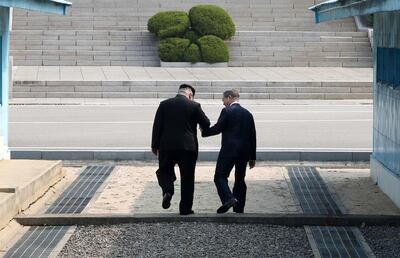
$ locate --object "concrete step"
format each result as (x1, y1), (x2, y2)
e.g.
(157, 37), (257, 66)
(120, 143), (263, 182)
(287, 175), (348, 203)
(12, 0), (356, 32)
(12, 80), (372, 99)
(10, 30), (372, 67)
(10, 0), (367, 67)
(0, 160), (63, 230)
(12, 21), (357, 32)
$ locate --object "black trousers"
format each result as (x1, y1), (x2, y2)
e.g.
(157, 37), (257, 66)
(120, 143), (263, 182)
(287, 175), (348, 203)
(156, 150), (197, 213)
(214, 157), (247, 212)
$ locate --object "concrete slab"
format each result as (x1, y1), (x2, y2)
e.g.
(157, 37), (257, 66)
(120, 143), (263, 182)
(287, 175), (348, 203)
(12, 67), (373, 99)
(0, 194), (17, 231)
(10, 150), (372, 162)
(14, 213), (400, 227)
(13, 67), (373, 83)
(31, 164), (391, 218)
(86, 166), (297, 214)
(318, 168), (400, 215)
(0, 160), (64, 230)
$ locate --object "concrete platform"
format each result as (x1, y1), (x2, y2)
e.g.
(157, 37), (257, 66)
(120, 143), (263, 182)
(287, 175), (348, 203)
(9, 149), (372, 162)
(14, 213), (400, 227)
(0, 194), (17, 231)
(80, 165), (400, 215)
(12, 66), (372, 99)
(0, 160), (64, 230)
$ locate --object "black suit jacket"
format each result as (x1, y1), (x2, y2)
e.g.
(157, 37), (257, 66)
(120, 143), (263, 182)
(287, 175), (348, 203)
(202, 103), (256, 160)
(151, 95), (210, 152)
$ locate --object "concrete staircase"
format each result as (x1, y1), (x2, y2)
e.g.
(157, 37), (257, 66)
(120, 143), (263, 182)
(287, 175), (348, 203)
(12, 0), (355, 32)
(12, 66), (372, 99)
(10, 0), (373, 99)
(13, 80), (372, 100)
(11, 30), (372, 67)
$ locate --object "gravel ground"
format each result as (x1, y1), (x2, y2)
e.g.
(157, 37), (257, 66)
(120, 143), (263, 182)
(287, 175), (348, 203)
(361, 226), (400, 258)
(58, 223), (313, 258)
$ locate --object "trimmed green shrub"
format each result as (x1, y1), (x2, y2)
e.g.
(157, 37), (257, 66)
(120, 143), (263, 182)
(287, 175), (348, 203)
(184, 30), (200, 44)
(184, 44), (202, 63)
(198, 35), (229, 63)
(189, 5), (236, 40)
(158, 38), (191, 62)
(147, 11), (190, 39)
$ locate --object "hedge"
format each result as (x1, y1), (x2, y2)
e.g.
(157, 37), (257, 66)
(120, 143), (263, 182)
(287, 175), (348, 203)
(189, 5), (235, 40)
(147, 11), (190, 39)
(198, 35), (229, 63)
(184, 44), (202, 63)
(158, 38), (191, 62)
(184, 30), (200, 44)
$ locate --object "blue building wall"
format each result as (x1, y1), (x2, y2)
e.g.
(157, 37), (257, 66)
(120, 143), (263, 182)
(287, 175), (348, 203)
(0, 6), (9, 156)
(373, 11), (400, 179)
(0, 1), (70, 159)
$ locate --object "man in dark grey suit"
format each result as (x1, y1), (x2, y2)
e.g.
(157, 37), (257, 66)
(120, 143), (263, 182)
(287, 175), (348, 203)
(202, 89), (256, 213)
(151, 84), (210, 215)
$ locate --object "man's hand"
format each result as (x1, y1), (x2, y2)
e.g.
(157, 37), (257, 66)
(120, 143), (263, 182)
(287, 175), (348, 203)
(152, 148), (159, 156)
(249, 160), (256, 169)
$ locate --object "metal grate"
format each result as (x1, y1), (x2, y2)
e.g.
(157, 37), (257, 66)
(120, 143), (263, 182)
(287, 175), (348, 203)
(310, 226), (369, 258)
(288, 166), (341, 215)
(287, 166), (371, 258)
(4, 166), (114, 258)
(47, 166), (114, 214)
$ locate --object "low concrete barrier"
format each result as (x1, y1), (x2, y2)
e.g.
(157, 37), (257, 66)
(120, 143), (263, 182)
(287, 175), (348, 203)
(15, 213), (400, 227)
(0, 160), (63, 230)
(11, 149), (371, 162)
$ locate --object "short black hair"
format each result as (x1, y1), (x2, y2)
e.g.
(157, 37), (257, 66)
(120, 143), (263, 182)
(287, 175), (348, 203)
(223, 89), (240, 98)
(179, 84), (196, 96)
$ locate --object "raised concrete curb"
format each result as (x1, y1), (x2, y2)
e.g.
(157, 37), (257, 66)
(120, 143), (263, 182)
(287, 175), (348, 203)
(371, 156), (400, 208)
(0, 160), (64, 230)
(15, 213), (400, 227)
(0, 194), (18, 230)
(10, 149), (372, 161)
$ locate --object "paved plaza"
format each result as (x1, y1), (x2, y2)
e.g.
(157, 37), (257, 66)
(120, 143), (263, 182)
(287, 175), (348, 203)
(65, 164), (398, 216)
(13, 66), (372, 82)
(12, 66), (372, 99)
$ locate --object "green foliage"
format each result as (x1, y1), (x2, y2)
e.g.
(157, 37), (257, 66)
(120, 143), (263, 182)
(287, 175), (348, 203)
(198, 35), (229, 63)
(149, 5), (235, 63)
(184, 30), (200, 44)
(147, 11), (190, 39)
(184, 44), (202, 63)
(158, 38), (191, 62)
(189, 5), (236, 40)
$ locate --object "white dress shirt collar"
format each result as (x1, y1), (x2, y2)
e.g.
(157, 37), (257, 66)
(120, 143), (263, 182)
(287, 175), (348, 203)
(230, 101), (240, 106)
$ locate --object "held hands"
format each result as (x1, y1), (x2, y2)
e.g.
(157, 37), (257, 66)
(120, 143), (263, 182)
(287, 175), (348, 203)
(249, 160), (256, 169)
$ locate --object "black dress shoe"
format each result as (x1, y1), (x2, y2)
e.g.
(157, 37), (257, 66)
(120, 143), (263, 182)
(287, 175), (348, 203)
(180, 210), (194, 215)
(233, 209), (244, 213)
(217, 198), (238, 214)
(162, 193), (172, 209)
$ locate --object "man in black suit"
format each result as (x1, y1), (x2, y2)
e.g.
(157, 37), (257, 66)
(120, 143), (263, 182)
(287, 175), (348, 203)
(151, 84), (210, 215)
(202, 89), (256, 213)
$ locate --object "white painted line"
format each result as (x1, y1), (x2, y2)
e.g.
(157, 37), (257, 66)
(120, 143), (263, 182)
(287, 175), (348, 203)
(10, 147), (372, 151)
(9, 119), (373, 124)
(9, 104), (373, 108)
(251, 111), (372, 114)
